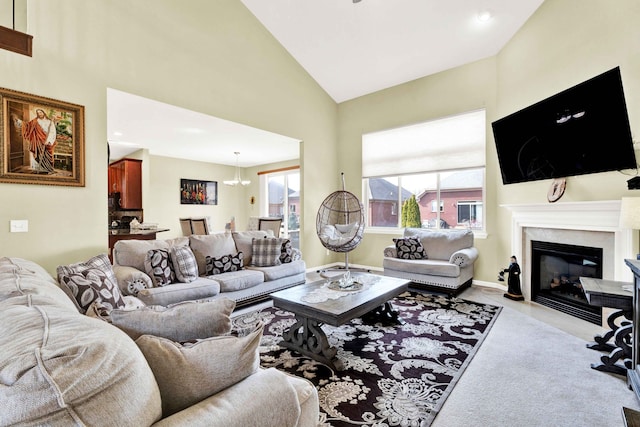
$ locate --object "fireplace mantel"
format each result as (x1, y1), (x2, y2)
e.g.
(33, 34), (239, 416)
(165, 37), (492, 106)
(502, 200), (635, 297)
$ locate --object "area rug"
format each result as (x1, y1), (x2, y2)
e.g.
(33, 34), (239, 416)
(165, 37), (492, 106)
(232, 291), (502, 426)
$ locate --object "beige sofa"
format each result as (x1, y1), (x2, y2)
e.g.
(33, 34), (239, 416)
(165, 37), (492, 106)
(383, 228), (479, 295)
(0, 257), (319, 426)
(112, 230), (306, 307)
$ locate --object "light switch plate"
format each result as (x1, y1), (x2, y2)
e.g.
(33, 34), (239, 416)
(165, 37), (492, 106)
(10, 220), (28, 233)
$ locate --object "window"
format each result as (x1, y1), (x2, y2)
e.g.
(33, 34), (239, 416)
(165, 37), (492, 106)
(362, 110), (485, 231)
(262, 168), (300, 248)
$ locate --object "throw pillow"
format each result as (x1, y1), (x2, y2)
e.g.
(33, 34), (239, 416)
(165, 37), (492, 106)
(280, 239), (293, 264)
(170, 246), (198, 283)
(58, 268), (126, 314)
(251, 237), (285, 267)
(206, 252), (244, 275)
(135, 322), (263, 417)
(393, 237), (428, 260)
(110, 298), (236, 341)
(56, 254), (125, 314)
(144, 249), (175, 286)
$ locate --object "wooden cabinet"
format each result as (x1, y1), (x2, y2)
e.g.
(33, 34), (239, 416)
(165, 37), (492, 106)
(108, 159), (142, 209)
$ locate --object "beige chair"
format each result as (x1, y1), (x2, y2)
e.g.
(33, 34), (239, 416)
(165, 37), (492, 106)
(179, 218), (193, 236)
(258, 217), (282, 237)
(190, 217), (210, 235)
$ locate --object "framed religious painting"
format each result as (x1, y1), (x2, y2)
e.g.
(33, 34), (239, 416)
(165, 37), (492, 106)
(0, 87), (85, 186)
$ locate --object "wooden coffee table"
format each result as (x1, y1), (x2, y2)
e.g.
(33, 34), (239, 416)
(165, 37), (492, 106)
(270, 274), (410, 370)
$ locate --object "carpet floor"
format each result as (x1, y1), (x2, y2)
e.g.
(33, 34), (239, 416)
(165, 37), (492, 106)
(232, 291), (501, 426)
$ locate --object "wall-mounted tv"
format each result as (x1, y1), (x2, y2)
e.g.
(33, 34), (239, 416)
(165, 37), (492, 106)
(492, 67), (636, 185)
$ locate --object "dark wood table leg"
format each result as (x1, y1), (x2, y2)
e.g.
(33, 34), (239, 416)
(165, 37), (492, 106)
(279, 315), (343, 371)
(591, 318), (633, 376)
(363, 301), (405, 325)
(587, 309), (630, 352)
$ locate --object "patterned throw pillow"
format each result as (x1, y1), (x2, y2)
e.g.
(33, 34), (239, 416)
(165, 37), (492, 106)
(393, 237), (428, 260)
(251, 237), (285, 267)
(58, 267), (126, 314)
(56, 254), (125, 314)
(170, 246), (199, 283)
(206, 252), (244, 275)
(279, 239), (293, 264)
(144, 249), (175, 286)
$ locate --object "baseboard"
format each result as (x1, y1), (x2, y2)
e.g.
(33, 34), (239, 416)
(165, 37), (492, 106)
(472, 279), (505, 291)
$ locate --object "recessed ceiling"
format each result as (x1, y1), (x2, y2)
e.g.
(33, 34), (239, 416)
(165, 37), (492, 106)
(107, 89), (300, 167)
(241, 0), (545, 102)
(108, 1), (545, 165)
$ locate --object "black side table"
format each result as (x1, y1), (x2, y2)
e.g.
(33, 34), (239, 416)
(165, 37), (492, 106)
(580, 277), (633, 376)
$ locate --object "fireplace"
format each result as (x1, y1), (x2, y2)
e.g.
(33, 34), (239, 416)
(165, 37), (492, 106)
(530, 240), (602, 325)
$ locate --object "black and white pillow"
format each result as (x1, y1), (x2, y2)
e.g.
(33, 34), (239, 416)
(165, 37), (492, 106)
(58, 267), (126, 314)
(393, 237), (428, 260)
(279, 239), (293, 264)
(144, 249), (175, 286)
(205, 252), (244, 275)
(251, 238), (284, 267)
(171, 246), (199, 283)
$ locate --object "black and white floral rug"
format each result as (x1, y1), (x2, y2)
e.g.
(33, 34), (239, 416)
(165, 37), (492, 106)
(232, 291), (501, 427)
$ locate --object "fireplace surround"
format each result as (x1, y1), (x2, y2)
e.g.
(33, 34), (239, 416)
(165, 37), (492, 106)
(502, 201), (635, 306)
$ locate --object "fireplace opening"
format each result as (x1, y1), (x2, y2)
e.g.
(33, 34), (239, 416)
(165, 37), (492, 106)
(531, 240), (602, 325)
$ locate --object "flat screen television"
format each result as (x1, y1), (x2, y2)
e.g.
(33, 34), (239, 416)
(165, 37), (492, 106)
(492, 67), (636, 185)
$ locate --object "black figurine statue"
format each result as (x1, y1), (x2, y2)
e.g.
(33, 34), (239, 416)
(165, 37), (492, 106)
(499, 255), (524, 301)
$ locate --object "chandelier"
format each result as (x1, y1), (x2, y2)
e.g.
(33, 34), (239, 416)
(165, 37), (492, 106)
(223, 152), (251, 186)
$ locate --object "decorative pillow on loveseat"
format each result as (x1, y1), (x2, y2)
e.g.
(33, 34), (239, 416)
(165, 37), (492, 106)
(280, 239), (293, 264)
(110, 297), (236, 341)
(251, 237), (287, 267)
(393, 237), (428, 260)
(135, 322), (263, 416)
(206, 252), (244, 275)
(57, 254), (125, 314)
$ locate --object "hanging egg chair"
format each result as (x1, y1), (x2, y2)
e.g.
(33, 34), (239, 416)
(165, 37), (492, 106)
(316, 173), (365, 270)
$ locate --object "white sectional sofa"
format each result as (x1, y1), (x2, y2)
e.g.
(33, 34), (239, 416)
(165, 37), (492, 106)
(112, 230), (306, 307)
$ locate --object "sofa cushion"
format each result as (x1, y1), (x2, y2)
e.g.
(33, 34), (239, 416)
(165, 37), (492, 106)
(384, 257), (461, 277)
(190, 232), (238, 275)
(144, 249), (175, 286)
(232, 230), (270, 267)
(252, 237), (285, 267)
(114, 237), (189, 271)
(56, 254), (125, 314)
(247, 259), (306, 282)
(393, 237), (428, 260)
(0, 258), (162, 426)
(404, 228), (474, 260)
(135, 322), (263, 416)
(135, 278), (221, 307)
(170, 246), (199, 283)
(207, 269), (264, 292)
(206, 252), (244, 275)
(110, 298), (235, 341)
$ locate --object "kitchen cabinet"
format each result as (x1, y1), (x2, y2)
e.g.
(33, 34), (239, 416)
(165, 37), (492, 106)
(108, 159), (142, 209)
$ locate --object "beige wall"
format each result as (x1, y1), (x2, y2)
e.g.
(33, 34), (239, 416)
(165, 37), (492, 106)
(0, 0), (337, 273)
(340, 0), (640, 283)
(2, 0), (638, 282)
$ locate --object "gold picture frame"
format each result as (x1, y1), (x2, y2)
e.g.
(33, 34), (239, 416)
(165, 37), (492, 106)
(0, 87), (85, 186)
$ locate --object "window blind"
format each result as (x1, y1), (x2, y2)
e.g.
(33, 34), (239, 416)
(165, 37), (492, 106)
(362, 109), (486, 178)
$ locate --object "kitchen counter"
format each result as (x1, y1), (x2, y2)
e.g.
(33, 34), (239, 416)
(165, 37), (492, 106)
(108, 228), (170, 262)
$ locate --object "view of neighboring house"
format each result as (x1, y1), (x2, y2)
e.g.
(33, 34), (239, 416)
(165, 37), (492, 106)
(367, 169), (483, 229)
(416, 169), (483, 229)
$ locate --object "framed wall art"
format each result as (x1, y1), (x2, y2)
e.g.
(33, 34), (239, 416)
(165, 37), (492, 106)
(0, 87), (85, 186)
(180, 179), (218, 205)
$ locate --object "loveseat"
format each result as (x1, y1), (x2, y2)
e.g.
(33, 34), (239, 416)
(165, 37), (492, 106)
(0, 256), (319, 426)
(111, 230), (306, 307)
(383, 228), (479, 295)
